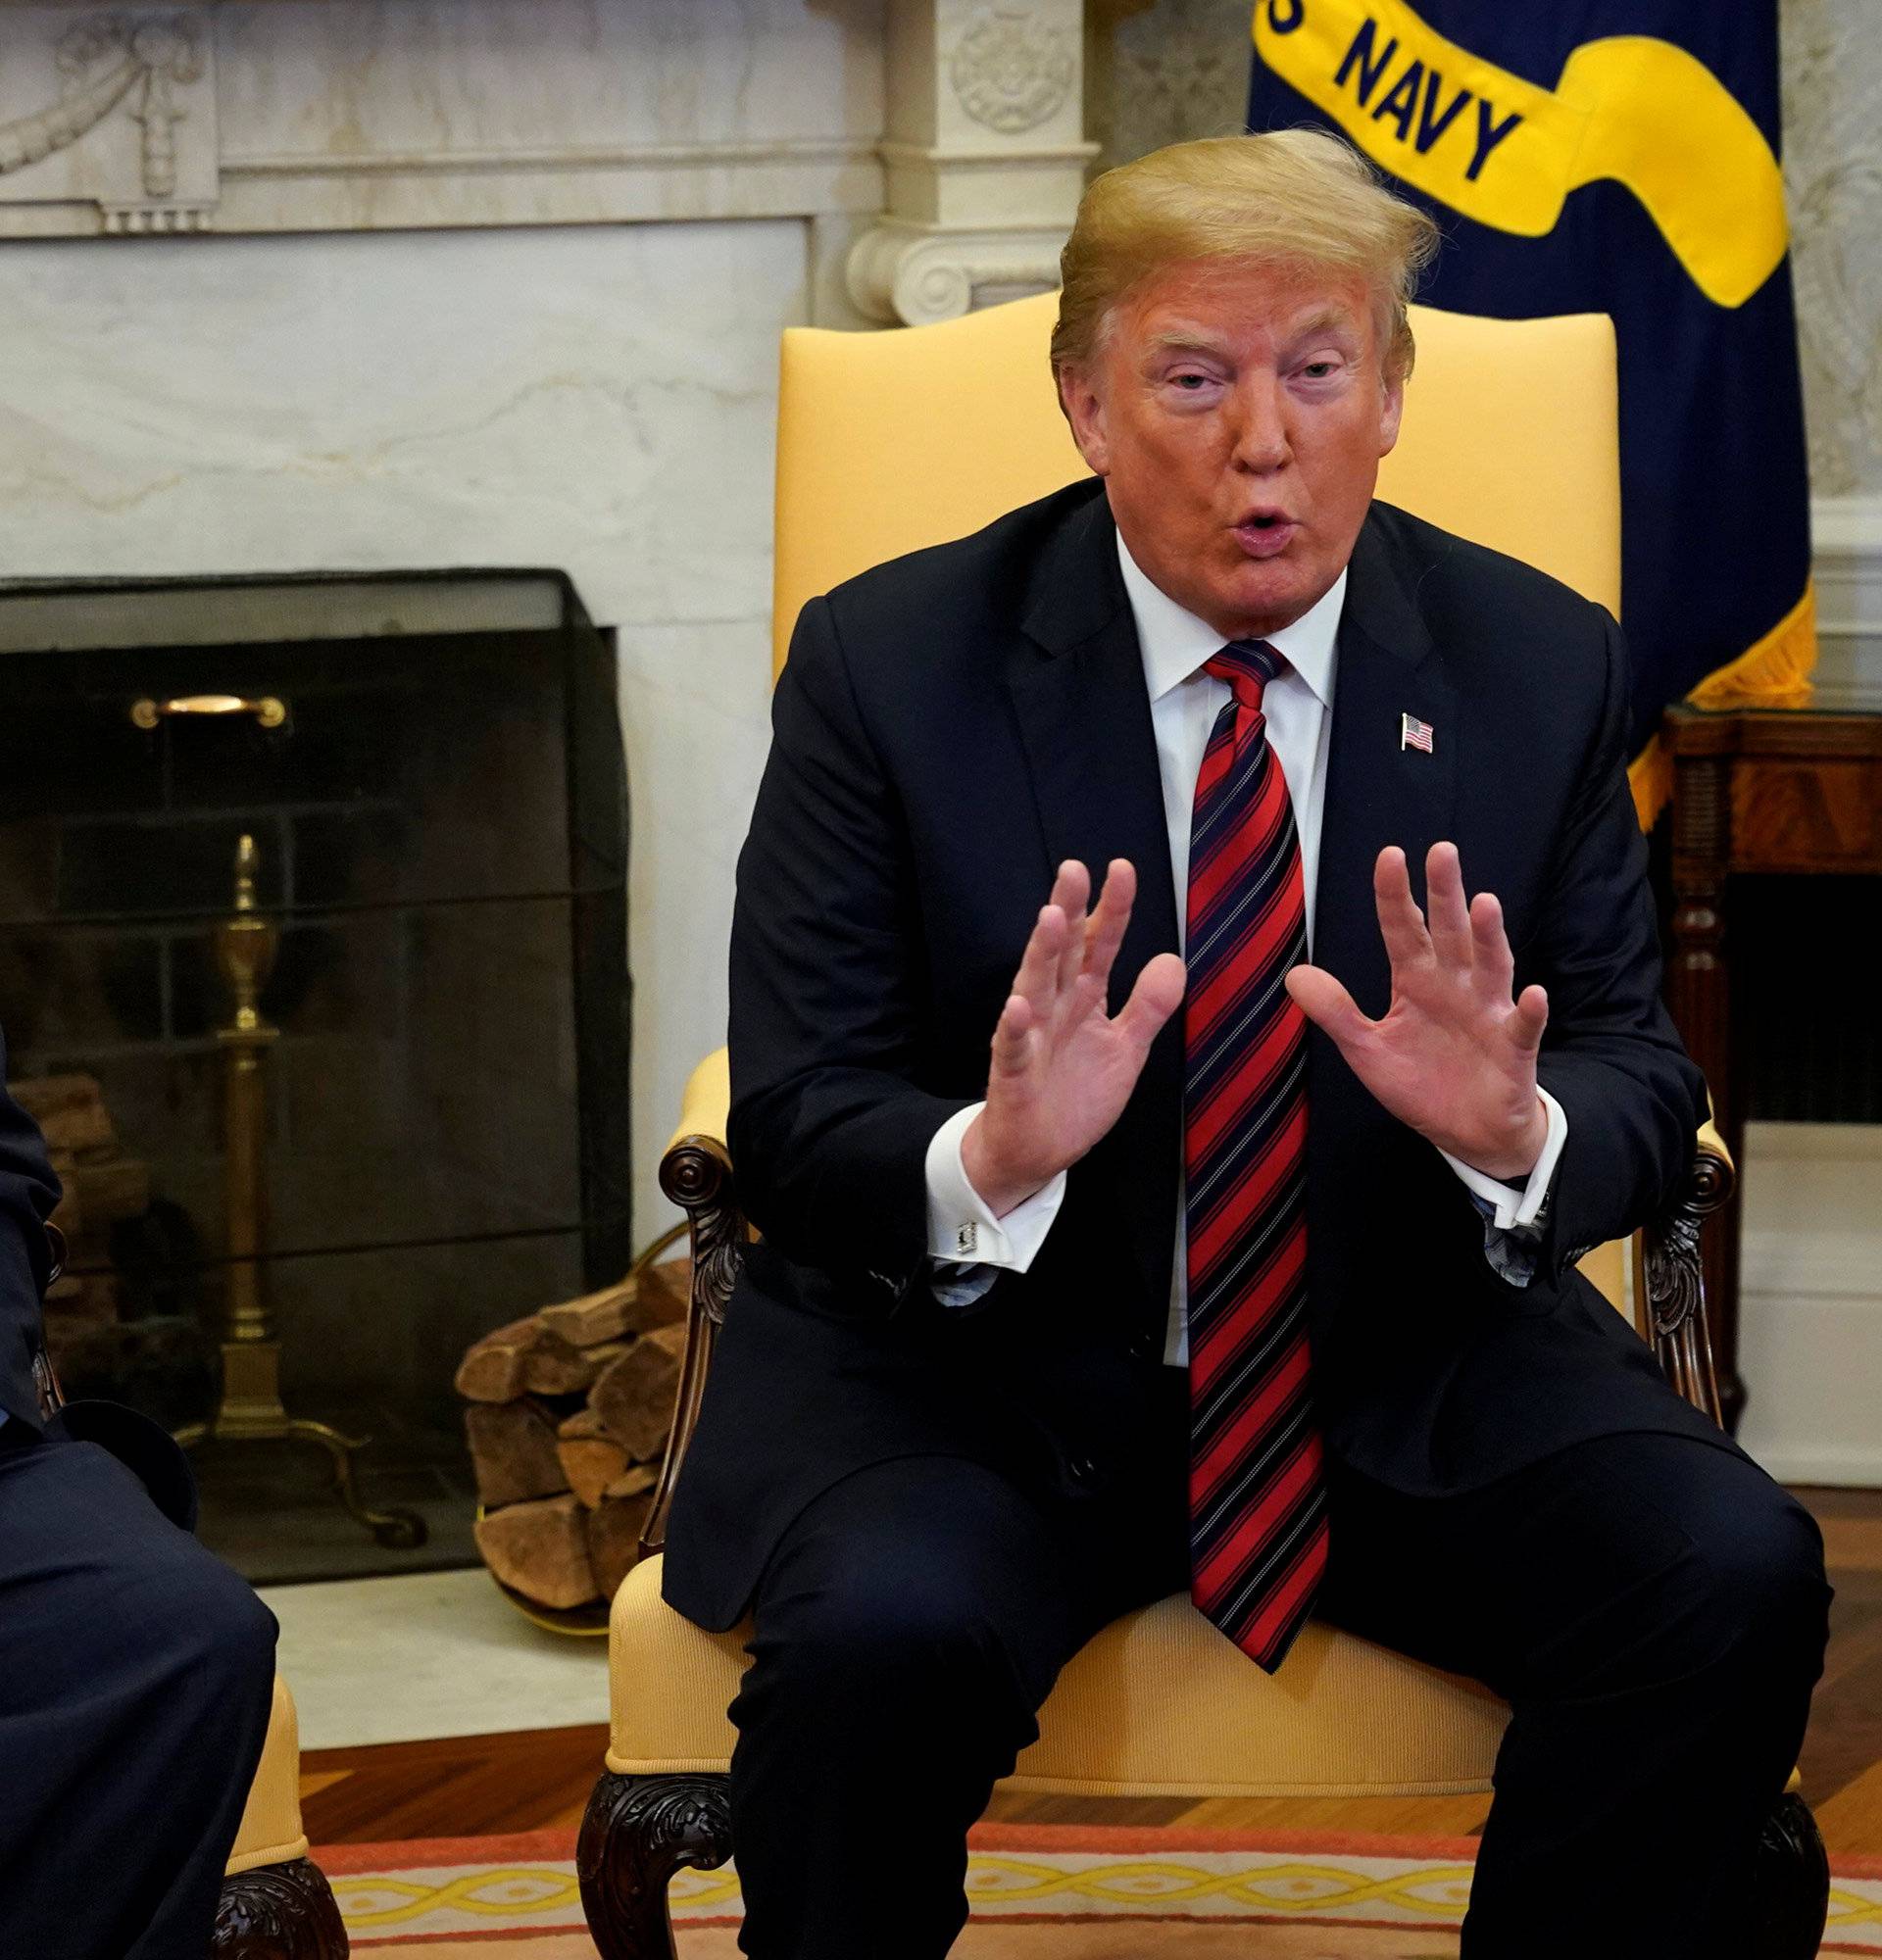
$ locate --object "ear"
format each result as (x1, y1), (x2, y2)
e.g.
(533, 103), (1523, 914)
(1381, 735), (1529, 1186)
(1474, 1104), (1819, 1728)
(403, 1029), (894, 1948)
(1377, 371), (1406, 459)
(1056, 362), (1113, 476)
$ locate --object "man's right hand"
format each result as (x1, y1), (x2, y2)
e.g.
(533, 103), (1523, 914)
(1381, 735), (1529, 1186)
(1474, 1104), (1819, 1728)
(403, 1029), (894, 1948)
(960, 858), (1187, 1219)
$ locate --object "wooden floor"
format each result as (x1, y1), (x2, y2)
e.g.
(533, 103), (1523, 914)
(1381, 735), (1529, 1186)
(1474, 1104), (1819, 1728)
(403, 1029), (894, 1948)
(301, 1484), (1882, 1856)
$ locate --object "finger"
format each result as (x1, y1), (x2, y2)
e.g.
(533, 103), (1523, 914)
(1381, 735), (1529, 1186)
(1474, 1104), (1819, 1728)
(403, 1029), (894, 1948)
(1284, 963), (1374, 1050)
(1509, 983), (1549, 1056)
(1371, 847), (1432, 973)
(1114, 951), (1187, 1051)
(1469, 890), (1515, 1002)
(1424, 842), (1473, 973)
(1051, 859), (1091, 999)
(987, 993), (1036, 1079)
(1012, 903), (1067, 1022)
(1083, 858), (1137, 991)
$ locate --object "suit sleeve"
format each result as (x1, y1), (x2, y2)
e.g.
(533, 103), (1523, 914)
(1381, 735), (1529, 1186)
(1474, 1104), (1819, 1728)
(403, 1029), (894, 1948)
(1529, 612), (1708, 1283)
(2, 1024), (64, 1416)
(726, 596), (972, 1300)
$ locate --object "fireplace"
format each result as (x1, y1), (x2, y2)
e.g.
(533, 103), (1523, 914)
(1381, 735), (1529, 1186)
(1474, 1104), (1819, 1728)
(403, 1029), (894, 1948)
(0, 569), (630, 1582)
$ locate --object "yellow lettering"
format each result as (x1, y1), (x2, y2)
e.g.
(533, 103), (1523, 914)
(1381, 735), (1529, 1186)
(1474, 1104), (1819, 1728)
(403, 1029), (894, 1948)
(1253, 0), (1787, 308)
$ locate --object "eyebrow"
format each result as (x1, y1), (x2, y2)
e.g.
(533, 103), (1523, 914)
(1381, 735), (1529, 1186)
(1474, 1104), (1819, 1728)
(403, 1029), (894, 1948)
(1145, 309), (1364, 361)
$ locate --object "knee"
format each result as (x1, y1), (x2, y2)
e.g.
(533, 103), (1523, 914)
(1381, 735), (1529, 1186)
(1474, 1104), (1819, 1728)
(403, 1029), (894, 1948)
(750, 1563), (1044, 1728)
(137, 1544), (278, 1705)
(1687, 1494), (1831, 1682)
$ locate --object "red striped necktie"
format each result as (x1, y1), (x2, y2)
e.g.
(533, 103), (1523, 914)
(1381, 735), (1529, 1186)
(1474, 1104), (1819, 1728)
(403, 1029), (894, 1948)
(1184, 638), (1327, 1674)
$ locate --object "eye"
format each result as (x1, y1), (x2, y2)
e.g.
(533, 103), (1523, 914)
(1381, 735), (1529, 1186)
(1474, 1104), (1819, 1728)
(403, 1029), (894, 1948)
(1170, 371), (1214, 390)
(1300, 360), (1340, 379)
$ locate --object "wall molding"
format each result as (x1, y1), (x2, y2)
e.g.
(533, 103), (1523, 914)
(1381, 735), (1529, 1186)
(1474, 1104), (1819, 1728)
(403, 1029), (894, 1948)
(1812, 493), (1882, 642)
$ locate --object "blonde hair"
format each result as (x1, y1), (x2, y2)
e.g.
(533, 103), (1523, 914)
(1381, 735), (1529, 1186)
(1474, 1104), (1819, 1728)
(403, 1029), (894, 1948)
(1053, 128), (1441, 387)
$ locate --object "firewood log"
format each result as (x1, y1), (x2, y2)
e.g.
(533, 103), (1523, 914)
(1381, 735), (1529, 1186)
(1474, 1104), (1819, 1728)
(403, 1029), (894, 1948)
(465, 1398), (567, 1508)
(520, 1331), (628, 1396)
(474, 1494), (599, 1609)
(634, 1258), (690, 1330)
(586, 1491), (656, 1599)
(555, 1406), (630, 1508)
(8, 1075), (116, 1157)
(538, 1267), (688, 1346)
(602, 1462), (660, 1501)
(588, 1323), (689, 1461)
(454, 1316), (542, 1403)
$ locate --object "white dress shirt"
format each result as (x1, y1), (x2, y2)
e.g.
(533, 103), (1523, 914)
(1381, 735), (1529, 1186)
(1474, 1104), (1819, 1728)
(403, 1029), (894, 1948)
(926, 529), (1567, 1364)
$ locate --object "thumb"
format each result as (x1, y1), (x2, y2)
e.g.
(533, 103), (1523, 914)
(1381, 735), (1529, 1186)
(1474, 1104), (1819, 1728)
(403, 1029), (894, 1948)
(1285, 963), (1371, 1048)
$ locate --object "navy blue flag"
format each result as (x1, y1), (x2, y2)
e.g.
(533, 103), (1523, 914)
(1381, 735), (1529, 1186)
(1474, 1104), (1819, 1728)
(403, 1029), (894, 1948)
(1247, 0), (1815, 817)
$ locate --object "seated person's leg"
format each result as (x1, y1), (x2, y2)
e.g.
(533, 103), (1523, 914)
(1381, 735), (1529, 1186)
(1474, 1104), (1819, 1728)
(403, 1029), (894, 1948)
(728, 1452), (1126, 1960)
(1319, 1431), (1831, 1960)
(0, 1430), (278, 1960)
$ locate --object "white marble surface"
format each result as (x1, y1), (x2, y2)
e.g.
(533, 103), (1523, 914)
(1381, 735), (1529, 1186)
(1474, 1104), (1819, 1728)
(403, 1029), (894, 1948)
(259, 1567), (610, 1748)
(0, 218), (786, 1240)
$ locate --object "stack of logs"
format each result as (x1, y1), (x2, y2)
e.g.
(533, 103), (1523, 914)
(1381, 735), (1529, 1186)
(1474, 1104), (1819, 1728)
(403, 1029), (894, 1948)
(459, 1257), (690, 1611)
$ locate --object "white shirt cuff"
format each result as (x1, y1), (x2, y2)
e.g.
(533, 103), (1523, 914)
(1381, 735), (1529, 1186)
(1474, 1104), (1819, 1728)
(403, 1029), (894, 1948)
(924, 1102), (1066, 1273)
(1438, 1087), (1568, 1230)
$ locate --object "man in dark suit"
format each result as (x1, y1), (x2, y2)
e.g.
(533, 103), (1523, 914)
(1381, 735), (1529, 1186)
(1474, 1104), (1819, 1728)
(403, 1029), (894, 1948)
(666, 129), (1831, 1959)
(2, 1029), (278, 1958)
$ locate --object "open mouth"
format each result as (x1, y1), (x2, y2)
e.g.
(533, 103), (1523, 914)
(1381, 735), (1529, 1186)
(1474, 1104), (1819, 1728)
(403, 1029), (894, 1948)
(1233, 512), (1298, 557)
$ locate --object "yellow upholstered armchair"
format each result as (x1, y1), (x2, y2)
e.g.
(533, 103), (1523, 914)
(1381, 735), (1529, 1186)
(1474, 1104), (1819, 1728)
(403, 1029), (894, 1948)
(576, 296), (1830, 1960)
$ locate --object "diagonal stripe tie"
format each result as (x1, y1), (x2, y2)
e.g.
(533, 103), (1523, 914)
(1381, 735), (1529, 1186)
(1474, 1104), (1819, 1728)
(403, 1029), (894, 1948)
(1185, 639), (1325, 1674)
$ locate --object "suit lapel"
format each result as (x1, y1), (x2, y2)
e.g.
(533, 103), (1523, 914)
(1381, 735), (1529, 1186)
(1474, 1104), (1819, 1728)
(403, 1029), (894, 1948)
(1307, 508), (1459, 1315)
(1005, 487), (1182, 1316)
(1312, 507), (1459, 1019)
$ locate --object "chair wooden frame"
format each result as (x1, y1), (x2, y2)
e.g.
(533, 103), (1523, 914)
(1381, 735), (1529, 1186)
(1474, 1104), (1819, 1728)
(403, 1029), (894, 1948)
(29, 1228), (349, 1960)
(576, 1112), (1834, 1960)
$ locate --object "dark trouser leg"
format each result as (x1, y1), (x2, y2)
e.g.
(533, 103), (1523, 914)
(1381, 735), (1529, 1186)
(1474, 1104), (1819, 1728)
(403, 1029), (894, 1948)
(1318, 1431), (1832, 1960)
(0, 1432), (279, 1960)
(726, 1447), (1183, 1960)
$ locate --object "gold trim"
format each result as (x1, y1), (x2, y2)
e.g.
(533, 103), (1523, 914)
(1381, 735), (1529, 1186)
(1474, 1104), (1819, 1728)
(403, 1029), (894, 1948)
(1628, 582), (1818, 829)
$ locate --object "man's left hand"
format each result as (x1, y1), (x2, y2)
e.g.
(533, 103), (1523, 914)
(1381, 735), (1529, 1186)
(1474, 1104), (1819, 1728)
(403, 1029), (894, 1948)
(1284, 842), (1549, 1182)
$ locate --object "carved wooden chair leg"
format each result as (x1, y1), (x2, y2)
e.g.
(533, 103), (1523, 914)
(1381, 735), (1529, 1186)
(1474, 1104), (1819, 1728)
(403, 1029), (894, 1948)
(213, 1856), (350, 1957)
(578, 1770), (734, 1960)
(1751, 1789), (1830, 1960)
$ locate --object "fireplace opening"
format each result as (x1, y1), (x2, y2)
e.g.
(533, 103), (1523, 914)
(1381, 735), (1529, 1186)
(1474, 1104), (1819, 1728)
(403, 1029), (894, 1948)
(0, 570), (630, 1583)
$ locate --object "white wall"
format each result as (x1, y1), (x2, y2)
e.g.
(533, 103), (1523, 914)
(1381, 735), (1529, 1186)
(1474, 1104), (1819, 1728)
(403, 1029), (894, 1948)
(0, 219), (791, 1242)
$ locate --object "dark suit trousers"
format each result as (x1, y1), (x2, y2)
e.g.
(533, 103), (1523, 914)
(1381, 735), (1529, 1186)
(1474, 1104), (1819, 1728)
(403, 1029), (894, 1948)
(724, 1384), (1830, 1960)
(0, 1425), (278, 1960)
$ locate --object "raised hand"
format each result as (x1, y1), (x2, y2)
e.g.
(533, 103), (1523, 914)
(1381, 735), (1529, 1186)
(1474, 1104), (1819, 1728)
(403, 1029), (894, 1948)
(1284, 842), (1550, 1181)
(961, 859), (1188, 1218)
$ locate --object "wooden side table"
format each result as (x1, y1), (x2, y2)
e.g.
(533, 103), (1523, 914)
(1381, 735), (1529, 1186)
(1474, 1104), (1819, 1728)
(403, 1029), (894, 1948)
(1663, 687), (1882, 1430)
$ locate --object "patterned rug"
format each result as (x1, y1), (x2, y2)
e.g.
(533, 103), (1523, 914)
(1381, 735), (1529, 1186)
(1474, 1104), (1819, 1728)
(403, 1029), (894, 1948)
(317, 1821), (1882, 1954)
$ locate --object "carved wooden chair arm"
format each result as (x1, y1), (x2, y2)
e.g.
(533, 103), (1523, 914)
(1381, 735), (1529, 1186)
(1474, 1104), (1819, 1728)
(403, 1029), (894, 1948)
(1636, 1122), (1734, 1427)
(640, 1050), (746, 1555)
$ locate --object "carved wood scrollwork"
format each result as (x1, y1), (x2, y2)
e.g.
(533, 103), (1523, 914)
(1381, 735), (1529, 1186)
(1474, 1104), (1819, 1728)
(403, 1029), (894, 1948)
(213, 1856), (350, 1959)
(577, 1771), (733, 1960)
(639, 1133), (750, 1556)
(1641, 1140), (1734, 1425)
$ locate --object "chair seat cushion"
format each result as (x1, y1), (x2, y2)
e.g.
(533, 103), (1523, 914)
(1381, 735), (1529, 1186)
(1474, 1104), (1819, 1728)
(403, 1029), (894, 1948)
(609, 1555), (1509, 1799)
(226, 1674), (311, 1877)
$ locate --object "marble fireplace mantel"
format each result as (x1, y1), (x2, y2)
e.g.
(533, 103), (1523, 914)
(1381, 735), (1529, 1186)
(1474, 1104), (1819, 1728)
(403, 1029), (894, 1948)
(0, 0), (1094, 325)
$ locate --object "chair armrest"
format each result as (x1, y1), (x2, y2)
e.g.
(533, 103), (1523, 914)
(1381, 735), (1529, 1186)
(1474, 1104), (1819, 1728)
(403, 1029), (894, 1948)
(1638, 1125), (1735, 1427)
(640, 1048), (749, 1556)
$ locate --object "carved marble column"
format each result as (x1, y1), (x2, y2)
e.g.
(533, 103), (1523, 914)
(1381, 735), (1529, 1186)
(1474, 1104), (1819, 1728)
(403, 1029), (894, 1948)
(848, 0), (1096, 325)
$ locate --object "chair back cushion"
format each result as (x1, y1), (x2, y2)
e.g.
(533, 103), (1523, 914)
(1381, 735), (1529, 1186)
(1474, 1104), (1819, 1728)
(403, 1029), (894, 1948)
(770, 291), (1620, 677)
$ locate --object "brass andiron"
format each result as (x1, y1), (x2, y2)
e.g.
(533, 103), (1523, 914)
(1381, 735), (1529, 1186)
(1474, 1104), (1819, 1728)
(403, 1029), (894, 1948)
(173, 834), (426, 1549)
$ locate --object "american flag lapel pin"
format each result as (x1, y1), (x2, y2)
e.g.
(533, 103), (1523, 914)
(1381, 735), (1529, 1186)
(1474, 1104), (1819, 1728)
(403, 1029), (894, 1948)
(1400, 712), (1435, 755)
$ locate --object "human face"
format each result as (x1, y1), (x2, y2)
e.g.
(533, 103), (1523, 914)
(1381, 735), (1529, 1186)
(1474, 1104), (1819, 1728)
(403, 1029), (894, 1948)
(1058, 259), (1404, 641)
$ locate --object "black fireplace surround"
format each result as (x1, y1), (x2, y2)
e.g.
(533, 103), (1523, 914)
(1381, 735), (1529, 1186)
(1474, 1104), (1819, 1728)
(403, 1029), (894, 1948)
(0, 569), (630, 1575)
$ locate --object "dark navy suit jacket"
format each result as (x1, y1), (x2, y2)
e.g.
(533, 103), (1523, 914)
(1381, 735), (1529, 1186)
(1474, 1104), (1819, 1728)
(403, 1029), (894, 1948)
(664, 480), (1732, 1633)
(1, 1027), (62, 1433)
